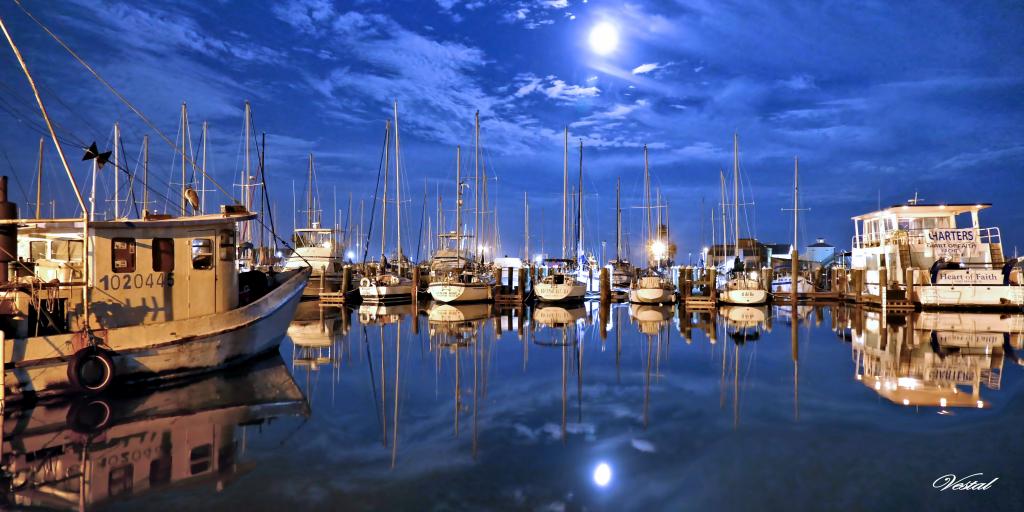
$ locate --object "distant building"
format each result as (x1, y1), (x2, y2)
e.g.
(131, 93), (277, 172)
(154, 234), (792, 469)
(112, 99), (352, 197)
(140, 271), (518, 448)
(707, 238), (768, 269)
(805, 238), (835, 263)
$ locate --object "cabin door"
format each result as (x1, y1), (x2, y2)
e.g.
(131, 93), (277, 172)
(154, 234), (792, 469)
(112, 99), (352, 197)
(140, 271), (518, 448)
(188, 230), (218, 317)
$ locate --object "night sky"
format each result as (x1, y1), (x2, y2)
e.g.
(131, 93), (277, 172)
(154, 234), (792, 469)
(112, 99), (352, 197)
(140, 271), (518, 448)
(1, 0), (1022, 261)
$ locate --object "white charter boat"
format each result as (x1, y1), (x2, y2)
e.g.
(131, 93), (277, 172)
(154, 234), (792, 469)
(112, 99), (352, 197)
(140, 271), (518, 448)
(281, 155), (343, 297)
(850, 200), (1023, 308)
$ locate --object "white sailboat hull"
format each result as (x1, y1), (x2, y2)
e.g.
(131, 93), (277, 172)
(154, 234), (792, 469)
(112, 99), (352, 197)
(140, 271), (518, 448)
(535, 282), (586, 302)
(721, 288), (768, 305)
(428, 282), (494, 303)
(3, 268), (310, 402)
(358, 284), (414, 303)
(628, 287), (676, 304)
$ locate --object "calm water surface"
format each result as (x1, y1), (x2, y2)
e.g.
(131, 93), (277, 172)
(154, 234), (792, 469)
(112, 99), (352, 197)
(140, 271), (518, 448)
(6, 300), (1024, 511)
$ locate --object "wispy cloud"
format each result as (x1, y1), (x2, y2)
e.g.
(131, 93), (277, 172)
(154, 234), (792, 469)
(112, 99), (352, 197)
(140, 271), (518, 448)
(631, 63), (662, 75)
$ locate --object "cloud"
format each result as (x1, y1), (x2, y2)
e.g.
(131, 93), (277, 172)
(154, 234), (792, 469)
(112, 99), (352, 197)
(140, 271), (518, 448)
(513, 73), (600, 103)
(776, 74), (816, 90)
(631, 63), (662, 75)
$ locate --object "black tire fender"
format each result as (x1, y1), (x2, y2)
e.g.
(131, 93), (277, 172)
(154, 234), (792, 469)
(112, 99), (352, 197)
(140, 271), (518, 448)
(67, 347), (115, 394)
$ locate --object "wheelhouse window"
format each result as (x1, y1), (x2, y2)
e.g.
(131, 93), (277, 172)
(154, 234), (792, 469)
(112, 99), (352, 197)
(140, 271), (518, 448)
(191, 239), (213, 270)
(152, 238), (174, 272)
(219, 229), (236, 261)
(111, 238), (136, 273)
(190, 444), (212, 475)
(29, 241), (46, 261)
(51, 239), (83, 261)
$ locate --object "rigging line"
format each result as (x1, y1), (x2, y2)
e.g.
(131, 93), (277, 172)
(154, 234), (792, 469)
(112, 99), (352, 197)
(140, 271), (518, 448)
(0, 149), (29, 204)
(0, 94), (86, 149)
(14, 0), (239, 205)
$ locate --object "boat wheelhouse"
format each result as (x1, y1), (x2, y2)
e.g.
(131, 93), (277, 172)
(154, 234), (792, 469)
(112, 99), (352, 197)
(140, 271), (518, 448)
(281, 224), (343, 297)
(850, 202), (1022, 308)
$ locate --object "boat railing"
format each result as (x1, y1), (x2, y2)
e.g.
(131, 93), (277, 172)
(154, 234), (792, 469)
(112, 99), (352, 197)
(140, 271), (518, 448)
(852, 226), (1001, 249)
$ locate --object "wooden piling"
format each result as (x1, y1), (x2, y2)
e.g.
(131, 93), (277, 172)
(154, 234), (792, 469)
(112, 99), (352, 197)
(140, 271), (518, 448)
(341, 265), (352, 296)
(600, 267), (610, 303)
(905, 267), (915, 305)
(709, 267), (718, 301)
(411, 266), (421, 302)
(518, 265), (527, 301)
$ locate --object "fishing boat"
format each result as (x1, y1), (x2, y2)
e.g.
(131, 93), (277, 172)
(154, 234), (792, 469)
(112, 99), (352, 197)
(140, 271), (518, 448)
(427, 127), (495, 304)
(850, 200), (1023, 308)
(360, 102), (415, 303)
(536, 131), (587, 303)
(0, 19), (309, 402)
(629, 145), (676, 305)
(718, 134), (767, 305)
(280, 154), (343, 298)
(0, 354), (308, 509)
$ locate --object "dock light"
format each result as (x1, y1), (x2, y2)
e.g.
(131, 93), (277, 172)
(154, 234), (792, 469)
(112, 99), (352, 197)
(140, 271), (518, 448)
(940, 398), (947, 407)
(593, 462), (612, 487)
(534, 255), (543, 264)
(324, 241), (332, 250)
(977, 400), (984, 408)
(650, 240), (667, 260)
(346, 250), (355, 260)
(749, 271), (759, 280)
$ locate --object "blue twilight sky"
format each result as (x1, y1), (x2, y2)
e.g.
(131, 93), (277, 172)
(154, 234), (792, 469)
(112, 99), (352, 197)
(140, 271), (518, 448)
(1, 0), (1022, 261)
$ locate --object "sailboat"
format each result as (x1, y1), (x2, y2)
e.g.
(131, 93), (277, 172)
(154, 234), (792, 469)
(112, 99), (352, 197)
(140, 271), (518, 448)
(280, 153), (344, 297)
(360, 102), (414, 303)
(629, 145), (676, 305)
(0, 14), (308, 402)
(606, 177), (633, 296)
(718, 134), (768, 305)
(772, 157), (814, 297)
(427, 127), (495, 304)
(535, 130), (587, 303)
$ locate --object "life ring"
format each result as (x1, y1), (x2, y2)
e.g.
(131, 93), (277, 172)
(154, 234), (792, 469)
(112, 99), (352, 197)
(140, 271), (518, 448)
(67, 347), (115, 393)
(66, 397), (113, 434)
(360, 277), (372, 287)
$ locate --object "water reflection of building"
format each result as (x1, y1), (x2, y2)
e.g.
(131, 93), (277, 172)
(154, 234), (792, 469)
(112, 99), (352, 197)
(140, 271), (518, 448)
(0, 356), (308, 510)
(840, 307), (1023, 408)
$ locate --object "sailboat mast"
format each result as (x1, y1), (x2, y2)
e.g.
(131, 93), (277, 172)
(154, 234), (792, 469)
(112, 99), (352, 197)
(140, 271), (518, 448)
(733, 133), (739, 254)
(643, 145), (651, 249)
(792, 156), (800, 303)
(474, 111), (480, 260)
(562, 126), (568, 258)
(615, 177), (621, 261)
(113, 121), (119, 218)
(243, 101), (251, 238)
(524, 191), (529, 260)
(307, 154), (314, 227)
(577, 139), (583, 260)
(180, 102), (187, 216)
(142, 135), (148, 214)
(35, 136), (42, 218)
(455, 145), (462, 256)
(394, 101), (403, 266)
(720, 170), (727, 264)
(201, 121), (208, 214)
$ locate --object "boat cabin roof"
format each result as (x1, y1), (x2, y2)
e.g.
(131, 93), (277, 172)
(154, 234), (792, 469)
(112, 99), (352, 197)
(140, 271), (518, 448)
(13, 210), (255, 234)
(851, 203), (990, 221)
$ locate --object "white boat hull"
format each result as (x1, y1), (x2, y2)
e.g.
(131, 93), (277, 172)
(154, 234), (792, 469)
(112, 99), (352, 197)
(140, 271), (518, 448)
(535, 282), (586, 302)
(771, 276), (814, 295)
(428, 282), (494, 303)
(720, 288), (768, 305)
(358, 284), (414, 303)
(916, 284), (1024, 309)
(629, 287), (676, 304)
(3, 268), (310, 402)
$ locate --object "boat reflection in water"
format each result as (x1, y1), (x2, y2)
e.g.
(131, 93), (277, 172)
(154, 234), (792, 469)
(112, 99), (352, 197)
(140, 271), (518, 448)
(533, 303), (588, 329)
(288, 301), (351, 373)
(721, 305), (770, 343)
(0, 355), (308, 511)
(359, 302), (416, 325)
(838, 307), (1023, 408)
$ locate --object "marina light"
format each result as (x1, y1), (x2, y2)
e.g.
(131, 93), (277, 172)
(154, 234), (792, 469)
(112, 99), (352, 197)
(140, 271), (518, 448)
(749, 271), (759, 280)
(346, 250), (355, 260)
(650, 240), (667, 260)
(902, 399), (910, 406)
(588, 22), (619, 55)
(940, 398), (947, 408)
(534, 254), (543, 264)
(593, 462), (612, 487)
(977, 400), (984, 408)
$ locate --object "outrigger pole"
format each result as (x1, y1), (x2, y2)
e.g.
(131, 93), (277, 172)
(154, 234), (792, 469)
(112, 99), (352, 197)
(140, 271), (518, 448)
(0, 14), (92, 328)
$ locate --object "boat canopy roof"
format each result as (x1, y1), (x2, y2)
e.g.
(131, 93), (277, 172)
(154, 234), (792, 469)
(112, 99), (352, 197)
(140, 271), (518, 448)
(852, 203), (990, 221)
(13, 210), (256, 232)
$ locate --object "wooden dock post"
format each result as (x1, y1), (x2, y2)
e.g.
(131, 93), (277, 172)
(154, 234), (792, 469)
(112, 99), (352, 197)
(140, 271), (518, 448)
(600, 267), (610, 303)
(905, 267), (915, 305)
(518, 265), (527, 302)
(709, 267), (718, 302)
(854, 269), (864, 302)
(678, 267), (688, 299)
(599, 300), (609, 340)
(341, 265), (352, 297)
(411, 266), (421, 302)
(879, 266), (888, 307)
(588, 267), (594, 293)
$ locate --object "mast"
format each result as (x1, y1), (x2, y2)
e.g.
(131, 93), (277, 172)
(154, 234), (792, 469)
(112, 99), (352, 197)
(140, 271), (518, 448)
(142, 135), (148, 214)
(474, 111), (480, 260)
(35, 136), (42, 218)
(562, 127), (568, 258)
(201, 121), (208, 214)
(243, 101), (251, 238)
(307, 154), (314, 228)
(394, 101), (403, 269)
(89, 158), (96, 221)
(720, 170), (727, 265)
(792, 156), (799, 304)
(524, 191), (529, 260)
(615, 177), (621, 261)
(732, 133), (739, 255)
(455, 145), (462, 257)
(113, 121), (119, 218)
(180, 102), (187, 216)
(643, 145), (651, 254)
(577, 139), (583, 262)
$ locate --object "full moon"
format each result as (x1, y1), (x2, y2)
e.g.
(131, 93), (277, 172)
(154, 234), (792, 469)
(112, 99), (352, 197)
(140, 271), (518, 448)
(588, 22), (619, 55)
(593, 463), (612, 487)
